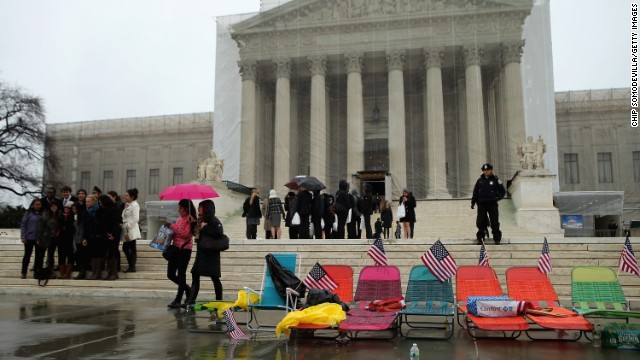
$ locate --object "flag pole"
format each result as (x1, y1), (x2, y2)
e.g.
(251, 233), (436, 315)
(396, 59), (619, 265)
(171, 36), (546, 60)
(616, 250), (623, 280)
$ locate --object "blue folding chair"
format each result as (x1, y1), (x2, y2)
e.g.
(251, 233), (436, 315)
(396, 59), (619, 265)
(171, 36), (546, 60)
(244, 253), (301, 332)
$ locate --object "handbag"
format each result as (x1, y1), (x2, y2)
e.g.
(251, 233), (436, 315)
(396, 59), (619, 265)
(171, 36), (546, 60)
(198, 233), (230, 252)
(396, 204), (406, 220)
(162, 240), (189, 261)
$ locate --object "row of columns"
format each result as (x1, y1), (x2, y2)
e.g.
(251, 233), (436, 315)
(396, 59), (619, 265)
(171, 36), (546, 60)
(238, 41), (525, 197)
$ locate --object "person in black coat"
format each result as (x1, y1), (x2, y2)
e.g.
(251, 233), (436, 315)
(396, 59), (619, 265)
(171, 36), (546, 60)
(360, 185), (374, 239)
(471, 163), (506, 245)
(399, 189), (416, 239)
(311, 190), (324, 239)
(184, 199), (224, 306)
(242, 188), (262, 239)
(334, 180), (353, 239)
(296, 189), (313, 239)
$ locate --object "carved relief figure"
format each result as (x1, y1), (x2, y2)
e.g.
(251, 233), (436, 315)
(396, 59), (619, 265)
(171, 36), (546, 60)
(197, 157), (206, 181)
(516, 136), (536, 170)
(534, 135), (546, 169)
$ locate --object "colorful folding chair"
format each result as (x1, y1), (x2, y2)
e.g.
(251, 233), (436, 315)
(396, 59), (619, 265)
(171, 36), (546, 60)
(338, 266), (403, 340)
(399, 265), (455, 339)
(571, 266), (640, 320)
(506, 266), (593, 340)
(244, 253), (301, 333)
(288, 265), (354, 338)
(455, 266), (529, 339)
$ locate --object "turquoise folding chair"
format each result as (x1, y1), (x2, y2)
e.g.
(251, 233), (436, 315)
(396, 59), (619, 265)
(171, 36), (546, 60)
(399, 265), (455, 339)
(244, 253), (301, 332)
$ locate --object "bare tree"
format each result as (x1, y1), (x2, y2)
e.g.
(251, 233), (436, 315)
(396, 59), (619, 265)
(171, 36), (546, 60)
(0, 80), (59, 198)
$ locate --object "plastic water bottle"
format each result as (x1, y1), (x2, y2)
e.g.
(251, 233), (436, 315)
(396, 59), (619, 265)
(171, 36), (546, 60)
(409, 343), (420, 359)
(592, 324), (602, 348)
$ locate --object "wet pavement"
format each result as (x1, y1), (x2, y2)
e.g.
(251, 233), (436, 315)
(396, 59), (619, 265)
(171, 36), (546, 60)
(0, 294), (637, 359)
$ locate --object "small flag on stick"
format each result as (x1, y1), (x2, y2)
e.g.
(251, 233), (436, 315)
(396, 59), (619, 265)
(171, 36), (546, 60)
(303, 262), (338, 291)
(421, 240), (457, 282)
(537, 238), (552, 274)
(368, 235), (388, 266)
(619, 235), (640, 277)
(478, 244), (490, 267)
(223, 308), (251, 340)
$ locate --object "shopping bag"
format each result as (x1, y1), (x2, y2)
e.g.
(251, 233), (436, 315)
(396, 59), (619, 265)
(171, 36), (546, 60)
(396, 204), (406, 220)
(149, 225), (174, 251)
(291, 212), (301, 226)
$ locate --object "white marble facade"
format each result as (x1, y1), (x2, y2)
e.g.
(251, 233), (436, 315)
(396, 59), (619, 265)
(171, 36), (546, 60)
(216, 0), (550, 198)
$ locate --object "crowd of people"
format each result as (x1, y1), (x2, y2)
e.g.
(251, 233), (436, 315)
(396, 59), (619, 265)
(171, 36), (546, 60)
(241, 180), (418, 241)
(19, 185), (226, 309)
(19, 185), (140, 280)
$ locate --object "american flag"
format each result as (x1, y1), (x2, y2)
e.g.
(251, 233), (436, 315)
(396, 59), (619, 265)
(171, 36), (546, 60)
(619, 236), (640, 277)
(223, 308), (251, 340)
(303, 262), (338, 291)
(537, 238), (552, 274)
(368, 236), (388, 266)
(478, 244), (490, 267)
(421, 240), (457, 282)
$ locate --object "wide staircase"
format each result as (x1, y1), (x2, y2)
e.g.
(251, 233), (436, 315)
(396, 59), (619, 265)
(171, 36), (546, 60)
(1, 199), (638, 309)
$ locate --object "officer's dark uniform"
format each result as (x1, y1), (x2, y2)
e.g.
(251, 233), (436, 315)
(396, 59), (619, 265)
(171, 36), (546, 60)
(471, 163), (506, 244)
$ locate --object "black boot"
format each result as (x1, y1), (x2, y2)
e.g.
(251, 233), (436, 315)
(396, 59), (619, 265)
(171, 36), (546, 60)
(168, 292), (183, 309)
(182, 284), (198, 308)
(74, 268), (86, 280)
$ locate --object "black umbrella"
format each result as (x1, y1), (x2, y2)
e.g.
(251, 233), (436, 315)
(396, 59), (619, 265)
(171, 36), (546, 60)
(284, 175), (309, 190)
(298, 177), (326, 191)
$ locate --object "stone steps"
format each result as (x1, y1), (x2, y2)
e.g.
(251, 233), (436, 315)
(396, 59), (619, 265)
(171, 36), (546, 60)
(1, 235), (638, 308)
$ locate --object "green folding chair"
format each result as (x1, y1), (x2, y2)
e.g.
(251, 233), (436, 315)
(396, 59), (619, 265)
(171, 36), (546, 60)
(571, 266), (640, 320)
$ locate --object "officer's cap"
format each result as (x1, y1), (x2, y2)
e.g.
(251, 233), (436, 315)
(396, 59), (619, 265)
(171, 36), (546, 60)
(481, 163), (493, 171)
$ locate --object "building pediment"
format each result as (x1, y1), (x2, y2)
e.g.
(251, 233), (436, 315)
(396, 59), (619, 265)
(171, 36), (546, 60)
(232, 0), (533, 35)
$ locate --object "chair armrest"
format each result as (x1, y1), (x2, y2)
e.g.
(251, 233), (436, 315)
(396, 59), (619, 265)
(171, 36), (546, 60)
(286, 287), (300, 297)
(243, 287), (261, 306)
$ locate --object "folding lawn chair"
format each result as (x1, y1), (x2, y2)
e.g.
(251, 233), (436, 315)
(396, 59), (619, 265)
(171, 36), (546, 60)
(244, 253), (302, 333)
(288, 265), (354, 338)
(506, 266), (593, 340)
(399, 265), (455, 339)
(338, 265), (403, 340)
(571, 266), (640, 321)
(455, 266), (529, 339)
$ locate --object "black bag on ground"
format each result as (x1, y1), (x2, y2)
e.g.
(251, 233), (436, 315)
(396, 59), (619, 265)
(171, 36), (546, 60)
(303, 288), (350, 312)
(35, 267), (52, 287)
(265, 254), (306, 304)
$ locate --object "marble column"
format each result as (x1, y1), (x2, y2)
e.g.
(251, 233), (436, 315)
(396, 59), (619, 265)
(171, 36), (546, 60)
(501, 41), (526, 178)
(344, 52), (365, 180)
(308, 55), (328, 185)
(463, 45), (487, 194)
(424, 47), (451, 199)
(273, 58), (291, 193)
(386, 49), (407, 198)
(238, 60), (258, 186)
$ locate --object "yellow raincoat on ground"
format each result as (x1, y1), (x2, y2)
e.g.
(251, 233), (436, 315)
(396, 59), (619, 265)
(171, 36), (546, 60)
(202, 290), (260, 317)
(275, 303), (347, 338)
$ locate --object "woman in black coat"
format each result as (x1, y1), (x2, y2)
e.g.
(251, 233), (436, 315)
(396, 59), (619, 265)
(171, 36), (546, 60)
(184, 199), (224, 306)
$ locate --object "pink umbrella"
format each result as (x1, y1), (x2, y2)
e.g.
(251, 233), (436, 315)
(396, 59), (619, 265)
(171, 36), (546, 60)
(159, 183), (219, 200)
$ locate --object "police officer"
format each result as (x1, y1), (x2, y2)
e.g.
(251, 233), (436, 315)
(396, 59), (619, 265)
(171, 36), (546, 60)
(471, 163), (506, 245)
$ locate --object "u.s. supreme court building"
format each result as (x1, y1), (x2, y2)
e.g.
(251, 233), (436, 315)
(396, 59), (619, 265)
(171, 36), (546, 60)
(214, 0), (558, 199)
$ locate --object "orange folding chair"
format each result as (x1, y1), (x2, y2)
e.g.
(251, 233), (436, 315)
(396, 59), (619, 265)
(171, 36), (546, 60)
(456, 266), (529, 339)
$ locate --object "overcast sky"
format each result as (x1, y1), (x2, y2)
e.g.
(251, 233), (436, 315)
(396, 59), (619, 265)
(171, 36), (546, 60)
(0, 0), (630, 124)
